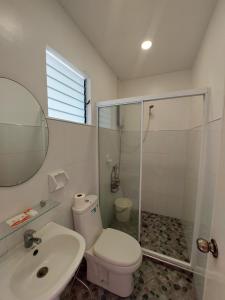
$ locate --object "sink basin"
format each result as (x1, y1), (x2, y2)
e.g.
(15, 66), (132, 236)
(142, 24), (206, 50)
(0, 222), (85, 300)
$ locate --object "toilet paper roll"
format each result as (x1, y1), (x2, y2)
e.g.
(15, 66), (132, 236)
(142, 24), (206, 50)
(73, 193), (86, 208)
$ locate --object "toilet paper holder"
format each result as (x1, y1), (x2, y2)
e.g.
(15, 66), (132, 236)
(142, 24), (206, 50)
(48, 169), (69, 192)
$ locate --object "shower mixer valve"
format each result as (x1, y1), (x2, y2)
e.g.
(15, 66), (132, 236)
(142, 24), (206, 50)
(111, 164), (120, 193)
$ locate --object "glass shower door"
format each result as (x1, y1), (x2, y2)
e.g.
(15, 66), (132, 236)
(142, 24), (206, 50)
(98, 103), (142, 240)
(141, 95), (204, 265)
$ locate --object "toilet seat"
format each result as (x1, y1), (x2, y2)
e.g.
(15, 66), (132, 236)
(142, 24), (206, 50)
(93, 228), (142, 267)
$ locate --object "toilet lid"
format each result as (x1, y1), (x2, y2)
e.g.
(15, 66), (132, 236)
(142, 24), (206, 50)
(93, 228), (142, 267)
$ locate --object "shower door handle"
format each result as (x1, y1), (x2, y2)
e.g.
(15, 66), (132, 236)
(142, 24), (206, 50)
(196, 238), (218, 258)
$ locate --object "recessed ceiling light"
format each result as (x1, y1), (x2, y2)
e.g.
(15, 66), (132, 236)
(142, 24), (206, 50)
(141, 40), (152, 50)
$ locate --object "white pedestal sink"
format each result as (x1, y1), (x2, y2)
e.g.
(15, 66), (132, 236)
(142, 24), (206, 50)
(0, 222), (85, 300)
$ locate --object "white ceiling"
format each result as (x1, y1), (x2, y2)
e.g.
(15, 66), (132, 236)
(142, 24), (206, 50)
(58, 0), (217, 80)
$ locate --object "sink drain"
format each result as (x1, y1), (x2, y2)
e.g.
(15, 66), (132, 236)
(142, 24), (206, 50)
(37, 266), (48, 278)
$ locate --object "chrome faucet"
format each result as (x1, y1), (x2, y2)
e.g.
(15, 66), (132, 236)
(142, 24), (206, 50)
(24, 229), (42, 248)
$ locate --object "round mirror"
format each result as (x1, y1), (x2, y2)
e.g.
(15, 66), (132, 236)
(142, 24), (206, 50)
(0, 78), (49, 186)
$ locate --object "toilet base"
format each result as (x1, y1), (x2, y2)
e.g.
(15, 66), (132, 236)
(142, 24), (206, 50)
(86, 256), (134, 298)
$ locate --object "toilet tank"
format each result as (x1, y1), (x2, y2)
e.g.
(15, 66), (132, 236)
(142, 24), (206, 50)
(72, 195), (103, 249)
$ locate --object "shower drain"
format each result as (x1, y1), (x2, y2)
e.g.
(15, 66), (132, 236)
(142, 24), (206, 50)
(36, 266), (49, 278)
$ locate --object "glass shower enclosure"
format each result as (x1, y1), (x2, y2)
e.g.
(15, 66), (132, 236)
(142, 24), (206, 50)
(98, 103), (142, 240)
(97, 89), (207, 271)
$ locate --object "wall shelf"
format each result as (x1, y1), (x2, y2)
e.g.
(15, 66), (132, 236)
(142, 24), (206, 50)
(0, 199), (60, 241)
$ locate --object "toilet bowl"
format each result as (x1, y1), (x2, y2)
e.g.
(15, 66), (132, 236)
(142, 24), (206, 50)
(72, 195), (142, 297)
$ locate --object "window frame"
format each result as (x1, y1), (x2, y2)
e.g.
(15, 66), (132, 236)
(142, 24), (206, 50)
(45, 47), (91, 125)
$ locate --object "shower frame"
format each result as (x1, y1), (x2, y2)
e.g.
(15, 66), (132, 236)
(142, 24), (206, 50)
(97, 88), (209, 271)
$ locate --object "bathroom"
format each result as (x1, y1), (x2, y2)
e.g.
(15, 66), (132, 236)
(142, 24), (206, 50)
(0, 0), (225, 299)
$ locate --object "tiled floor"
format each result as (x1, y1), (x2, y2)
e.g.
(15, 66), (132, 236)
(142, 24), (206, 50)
(61, 257), (196, 300)
(111, 210), (190, 262)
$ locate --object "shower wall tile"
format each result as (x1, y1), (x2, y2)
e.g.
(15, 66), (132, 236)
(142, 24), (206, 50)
(143, 130), (187, 155)
(142, 99), (191, 131)
(141, 125), (204, 259)
(120, 130), (141, 211)
(141, 130), (188, 219)
(98, 128), (121, 227)
(121, 131), (141, 152)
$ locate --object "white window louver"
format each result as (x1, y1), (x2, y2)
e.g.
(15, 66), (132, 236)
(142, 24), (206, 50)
(46, 49), (86, 124)
(99, 108), (112, 129)
(99, 106), (118, 129)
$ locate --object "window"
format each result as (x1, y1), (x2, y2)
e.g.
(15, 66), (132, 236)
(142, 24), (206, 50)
(46, 49), (88, 124)
(99, 106), (117, 129)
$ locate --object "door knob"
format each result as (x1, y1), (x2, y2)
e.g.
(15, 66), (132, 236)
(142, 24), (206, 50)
(196, 238), (218, 258)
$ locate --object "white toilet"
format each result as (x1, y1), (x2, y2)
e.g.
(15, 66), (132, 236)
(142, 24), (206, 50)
(72, 195), (142, 297)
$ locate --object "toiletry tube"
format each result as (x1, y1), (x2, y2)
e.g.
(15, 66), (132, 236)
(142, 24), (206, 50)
(73, 193), (86, 208)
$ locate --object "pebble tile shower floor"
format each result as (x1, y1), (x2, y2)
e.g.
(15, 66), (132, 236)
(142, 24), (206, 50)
(141, 211), (190, 262)
(61, 257), (197, 300)
(111, 211), (190, 262)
